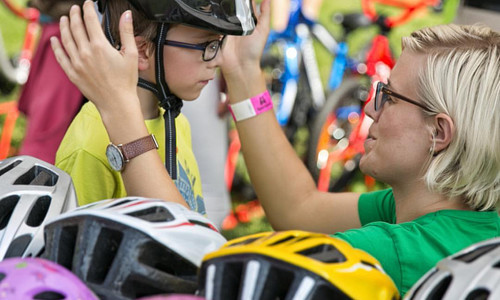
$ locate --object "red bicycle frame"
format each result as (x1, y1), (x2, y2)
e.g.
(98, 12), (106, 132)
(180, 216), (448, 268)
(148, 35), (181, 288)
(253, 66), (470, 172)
(0, 0), (40, 159)
(317, 0), (438, 191)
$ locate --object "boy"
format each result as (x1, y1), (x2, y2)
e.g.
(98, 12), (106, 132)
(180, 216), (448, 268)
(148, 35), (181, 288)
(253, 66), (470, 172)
(55, 0), (256, 213)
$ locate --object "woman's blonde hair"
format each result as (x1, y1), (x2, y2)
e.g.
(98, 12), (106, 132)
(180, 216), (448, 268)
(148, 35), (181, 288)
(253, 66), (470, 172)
(402, 24), (499, 211)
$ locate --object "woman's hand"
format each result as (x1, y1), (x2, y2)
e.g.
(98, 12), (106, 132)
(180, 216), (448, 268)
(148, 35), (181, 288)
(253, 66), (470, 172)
(220, 0), (271, 82)
(50, 1), (140, 114)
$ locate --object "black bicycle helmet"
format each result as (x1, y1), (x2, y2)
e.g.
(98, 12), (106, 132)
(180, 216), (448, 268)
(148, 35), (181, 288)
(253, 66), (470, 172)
(94, 0), (256, 180)
(0, 155), (77, 259)
(404, 237), (500, 300)
(42, 197), (227, 300)
(199, 230), (400, 300)
(96, 0), (256, 35)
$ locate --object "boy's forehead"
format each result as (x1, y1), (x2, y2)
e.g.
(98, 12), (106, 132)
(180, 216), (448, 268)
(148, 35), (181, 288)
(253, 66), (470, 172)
(173, 24), (223, 39)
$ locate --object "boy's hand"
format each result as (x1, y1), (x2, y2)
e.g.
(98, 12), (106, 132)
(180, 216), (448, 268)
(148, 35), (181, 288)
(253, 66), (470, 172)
(220, 0), (270, 84)
(51, 1), (140, 114)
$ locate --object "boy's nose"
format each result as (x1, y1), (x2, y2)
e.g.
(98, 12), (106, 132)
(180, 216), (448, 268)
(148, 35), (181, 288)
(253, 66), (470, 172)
(208, 50), (224, 68)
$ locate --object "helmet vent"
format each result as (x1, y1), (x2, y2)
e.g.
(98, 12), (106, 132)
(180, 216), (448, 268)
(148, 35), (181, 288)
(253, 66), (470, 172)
(4, 234), (32, 258)
(108, 199), (134, 208)
(189, 219), (211, 229)
(360, 260), (377, 269)
(297, 245), (346, 263)
(0, 272), (5, 282)
(121, 276), (173, 299)
(314, 283), (352, 300)
(14, 166), (58, 186)
(88, 227), (123, 284)
(427, 275), (452, 300)
(227, 237), (260, 248)
(269, 236), (295, 246)
(33, 291), (66, 300)
(218, 262), (243, 299)
(138, 241), (197, 278)
(126, 206), (175, 222)
(0, 195), (20, 230)
(260, 266), (294, 299)
(493, 260), (500, 269)
(56, 225), (78, 270)
(455, 244), (498, 263)
(0, 160), (20, 177)
(26, 196), (51, 227)
(407, 268), (438, 300)
(465, 288), (490, 300)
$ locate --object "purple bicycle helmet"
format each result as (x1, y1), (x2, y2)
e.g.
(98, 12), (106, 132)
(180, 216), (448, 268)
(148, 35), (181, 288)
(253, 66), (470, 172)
(0, 156), (77, 259)
(0, 257), (98, 300)
(42, 197), (227, 300)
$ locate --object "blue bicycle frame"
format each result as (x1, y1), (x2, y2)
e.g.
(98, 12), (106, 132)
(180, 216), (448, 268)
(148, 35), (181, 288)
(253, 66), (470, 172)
(264, 0), (323, 126)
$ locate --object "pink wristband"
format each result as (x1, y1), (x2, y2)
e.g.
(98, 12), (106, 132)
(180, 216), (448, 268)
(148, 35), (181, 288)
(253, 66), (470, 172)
(228, 90), (273, 122)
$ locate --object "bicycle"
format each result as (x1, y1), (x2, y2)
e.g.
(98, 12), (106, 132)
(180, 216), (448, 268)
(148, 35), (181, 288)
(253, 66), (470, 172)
(224, 0), (353, 198)
(0, 0), (40, 159)
(307, 0), (443, 192)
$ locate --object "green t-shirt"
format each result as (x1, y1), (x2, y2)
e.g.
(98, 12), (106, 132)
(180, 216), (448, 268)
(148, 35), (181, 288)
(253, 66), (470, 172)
(334, 189), (500, 297)
(55, 102), (205, 214)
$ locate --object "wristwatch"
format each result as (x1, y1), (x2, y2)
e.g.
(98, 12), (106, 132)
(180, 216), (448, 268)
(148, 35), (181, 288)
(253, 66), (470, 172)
(106, 134), (159, 172)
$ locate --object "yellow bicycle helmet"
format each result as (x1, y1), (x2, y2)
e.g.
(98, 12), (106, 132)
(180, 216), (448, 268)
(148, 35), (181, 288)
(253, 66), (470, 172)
(199, 230), (400, 300)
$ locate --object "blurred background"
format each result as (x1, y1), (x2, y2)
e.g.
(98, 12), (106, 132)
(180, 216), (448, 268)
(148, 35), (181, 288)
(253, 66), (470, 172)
(0, 0), (498, 240)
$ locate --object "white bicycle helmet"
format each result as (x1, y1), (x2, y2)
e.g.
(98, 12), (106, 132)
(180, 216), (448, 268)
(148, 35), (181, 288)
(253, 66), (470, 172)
(42, 197), (227, 300)
(404, 237), (500, 300)
(0, 155), (77, 259)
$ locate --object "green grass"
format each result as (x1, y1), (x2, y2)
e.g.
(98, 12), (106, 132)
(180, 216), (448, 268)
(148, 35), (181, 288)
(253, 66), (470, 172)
(0, 0), (29, 152)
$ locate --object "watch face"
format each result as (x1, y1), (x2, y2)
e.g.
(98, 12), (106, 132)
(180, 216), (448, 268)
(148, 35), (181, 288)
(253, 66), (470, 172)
(106, 144), (124, 171)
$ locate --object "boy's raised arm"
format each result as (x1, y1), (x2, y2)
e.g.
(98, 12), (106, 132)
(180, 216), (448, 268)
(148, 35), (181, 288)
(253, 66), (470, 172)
(51, 2), (187, 207)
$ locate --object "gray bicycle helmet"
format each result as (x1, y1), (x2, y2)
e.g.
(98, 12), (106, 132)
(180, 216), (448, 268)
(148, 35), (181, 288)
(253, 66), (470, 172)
(0, 155), (77, 259)
(404, 237), (500, 300)
(42, 197), (227, 300)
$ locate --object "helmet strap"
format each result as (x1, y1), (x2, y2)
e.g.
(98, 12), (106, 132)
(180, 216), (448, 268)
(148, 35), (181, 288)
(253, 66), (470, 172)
(137, 22), (182, 180)
(101, 6), (181, 180)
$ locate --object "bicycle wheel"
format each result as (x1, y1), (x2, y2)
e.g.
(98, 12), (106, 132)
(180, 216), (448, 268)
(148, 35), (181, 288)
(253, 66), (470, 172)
(307, 77), (370, 191)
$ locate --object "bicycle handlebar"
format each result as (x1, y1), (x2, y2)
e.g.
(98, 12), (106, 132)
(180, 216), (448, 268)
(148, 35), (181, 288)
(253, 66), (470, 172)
(362, 0), (440, 28)
(0, 0), (40, 85)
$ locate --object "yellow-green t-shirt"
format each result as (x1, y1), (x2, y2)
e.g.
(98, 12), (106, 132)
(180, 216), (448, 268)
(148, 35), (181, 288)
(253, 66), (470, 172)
(55, 102), (205, 214)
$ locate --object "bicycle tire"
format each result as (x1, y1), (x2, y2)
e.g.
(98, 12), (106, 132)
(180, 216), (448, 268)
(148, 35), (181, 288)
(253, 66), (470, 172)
(306, 77), (370, 190)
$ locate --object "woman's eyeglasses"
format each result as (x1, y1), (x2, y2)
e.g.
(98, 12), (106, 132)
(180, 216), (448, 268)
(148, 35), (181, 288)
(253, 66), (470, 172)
(374, 81), (432, 112)
(164, 36), (226, 62)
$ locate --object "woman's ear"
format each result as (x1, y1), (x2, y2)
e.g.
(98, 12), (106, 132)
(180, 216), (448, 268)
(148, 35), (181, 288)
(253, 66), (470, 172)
(433, 113), (455, 153)
(136, 36), (151, 71)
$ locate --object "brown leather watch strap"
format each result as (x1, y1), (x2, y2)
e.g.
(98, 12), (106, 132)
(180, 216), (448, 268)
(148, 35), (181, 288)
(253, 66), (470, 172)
(120, 134), (159, 162)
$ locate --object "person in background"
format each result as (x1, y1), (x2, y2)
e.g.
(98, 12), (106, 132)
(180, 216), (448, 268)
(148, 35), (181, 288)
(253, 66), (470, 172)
(17, 0), (86, 164)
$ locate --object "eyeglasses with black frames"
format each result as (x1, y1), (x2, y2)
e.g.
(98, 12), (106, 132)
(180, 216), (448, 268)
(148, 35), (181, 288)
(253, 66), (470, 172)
(164, 35), (226, 62)
(374, 81), (431, 112)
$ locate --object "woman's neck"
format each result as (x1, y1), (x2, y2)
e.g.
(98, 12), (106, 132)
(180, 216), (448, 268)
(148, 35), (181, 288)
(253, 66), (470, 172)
(391, 180), (471, 223)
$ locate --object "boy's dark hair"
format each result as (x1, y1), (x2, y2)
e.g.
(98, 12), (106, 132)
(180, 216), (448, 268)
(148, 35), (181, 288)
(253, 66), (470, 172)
(103, 0), (157, 52)
(28, 0), (85, 20)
